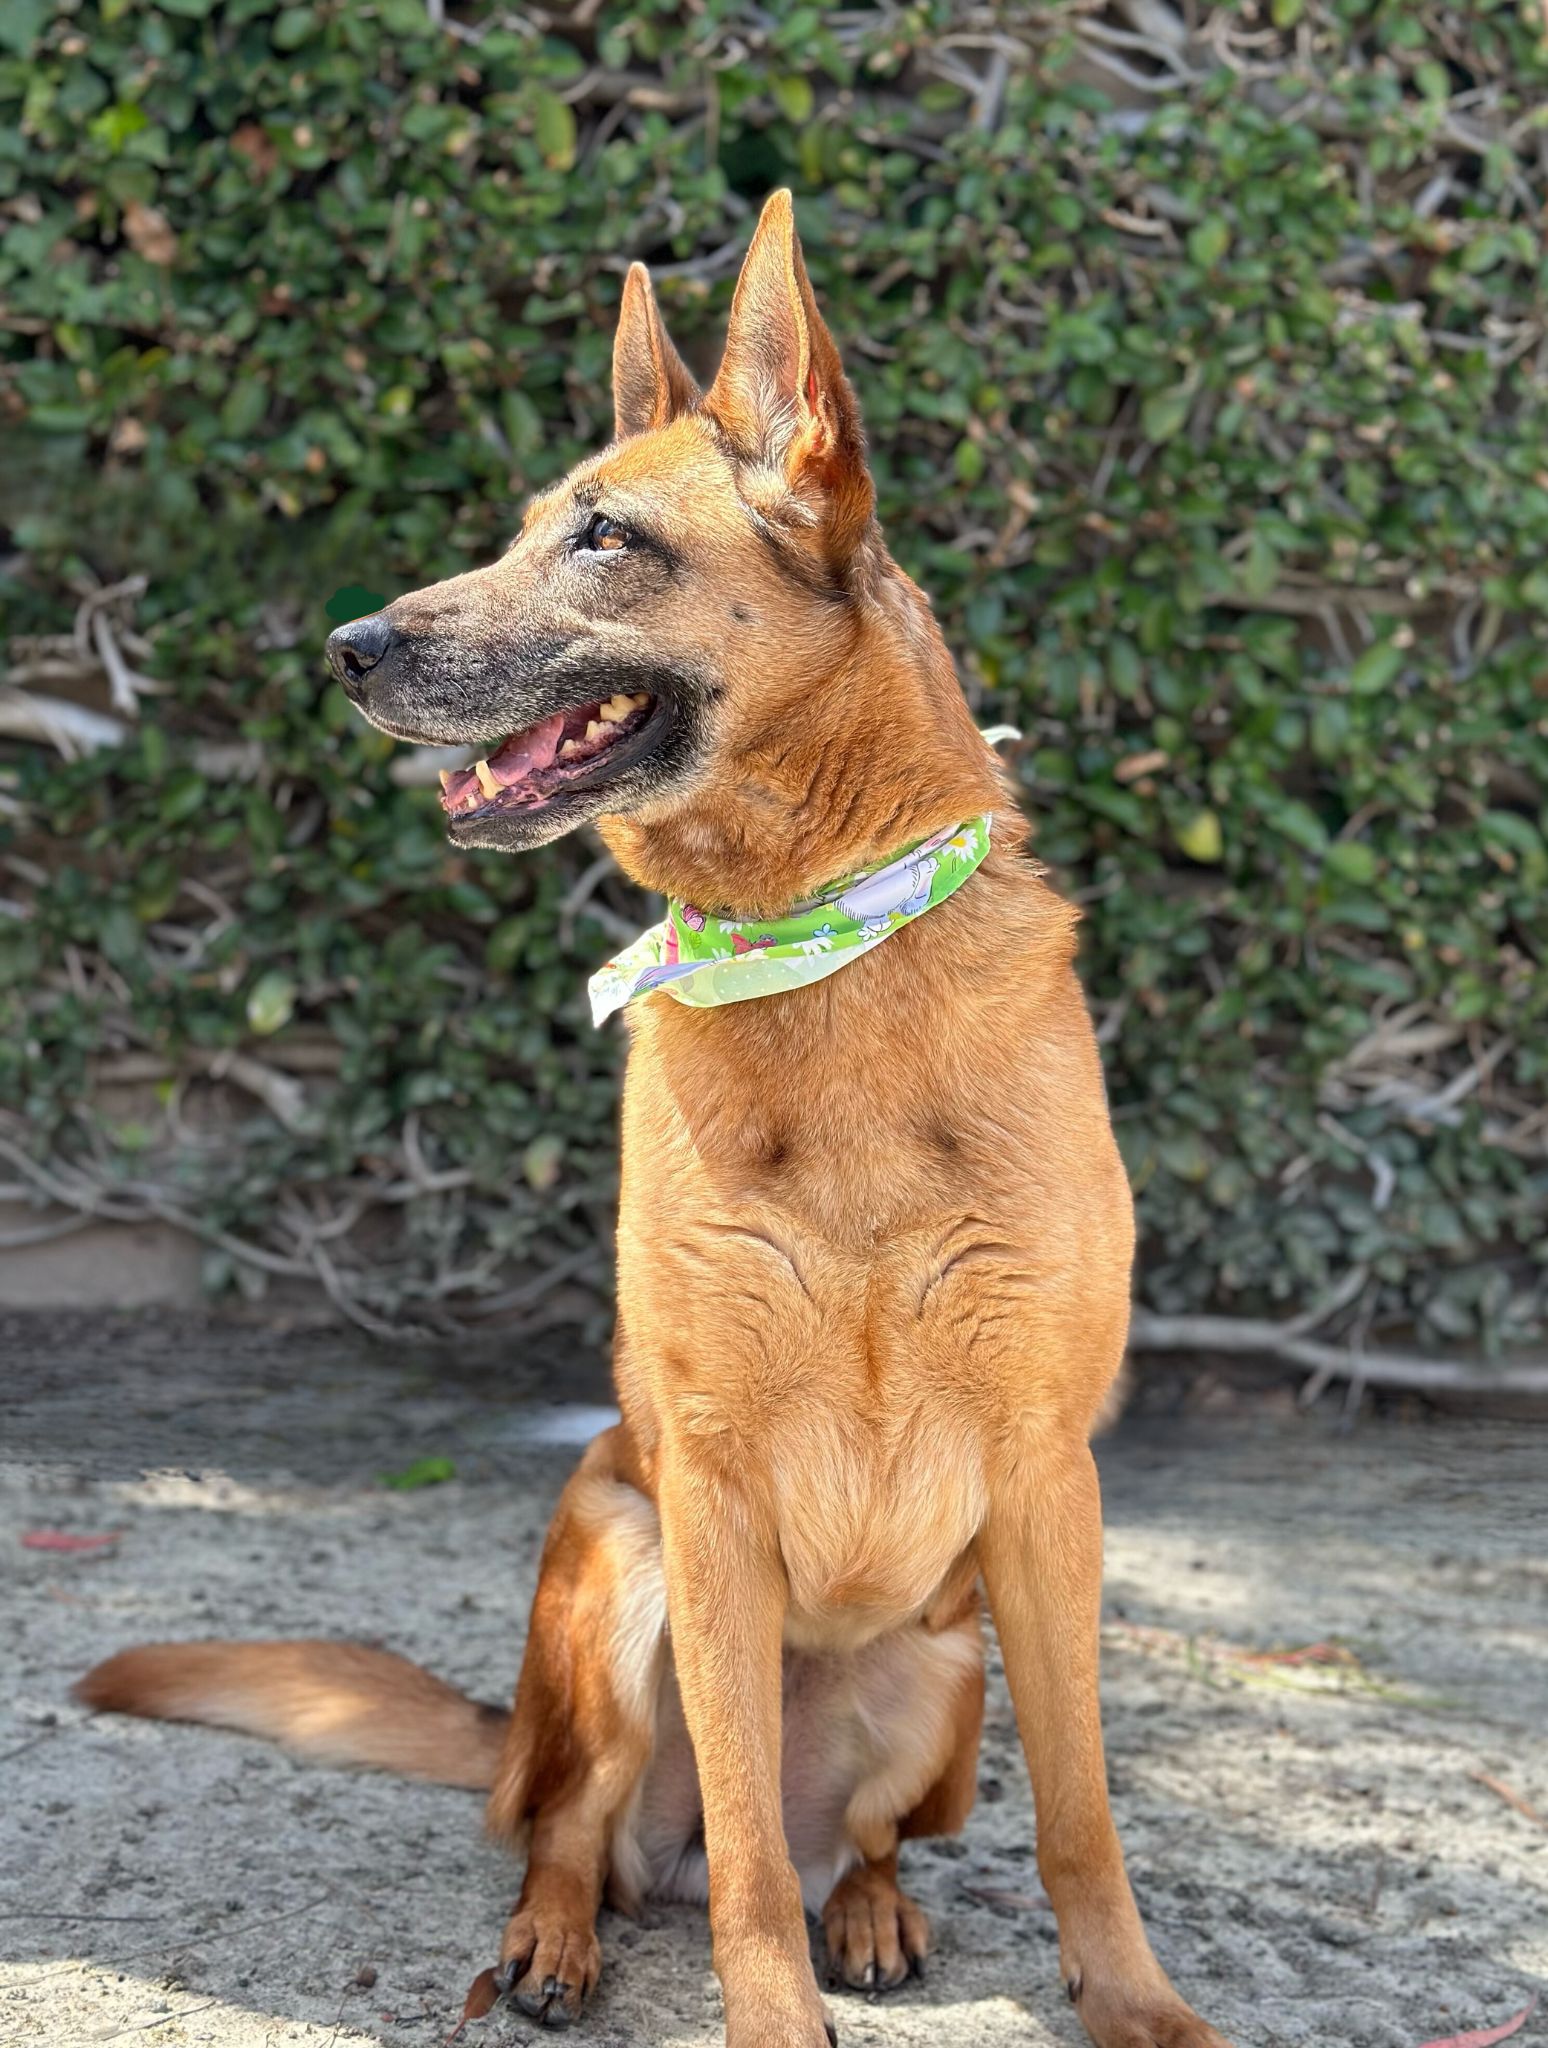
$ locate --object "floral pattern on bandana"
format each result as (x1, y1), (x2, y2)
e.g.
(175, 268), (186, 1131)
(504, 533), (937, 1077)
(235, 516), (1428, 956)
(587, 815), (992, 1026)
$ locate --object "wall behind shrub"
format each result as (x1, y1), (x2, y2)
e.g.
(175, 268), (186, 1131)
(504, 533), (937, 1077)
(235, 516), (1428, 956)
(2, 2), (1545, 1359)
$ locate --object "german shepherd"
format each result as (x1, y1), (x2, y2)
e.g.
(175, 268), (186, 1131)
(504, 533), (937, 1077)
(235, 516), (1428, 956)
(79, 193), (1232, 2048)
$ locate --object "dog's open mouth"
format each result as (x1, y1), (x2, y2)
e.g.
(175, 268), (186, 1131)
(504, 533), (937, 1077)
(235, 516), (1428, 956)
(438, 690), (655, 818)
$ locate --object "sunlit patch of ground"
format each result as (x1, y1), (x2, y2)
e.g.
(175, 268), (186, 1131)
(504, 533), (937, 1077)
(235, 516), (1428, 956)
(1, 1319), (1543, 2048)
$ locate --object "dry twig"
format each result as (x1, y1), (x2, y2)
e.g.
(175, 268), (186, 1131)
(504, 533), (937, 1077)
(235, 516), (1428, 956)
(1129, 1304), (1548, 1398)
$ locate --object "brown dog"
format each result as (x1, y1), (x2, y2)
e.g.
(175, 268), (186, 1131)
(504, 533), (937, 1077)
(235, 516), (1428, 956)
(79, 193), (1232, 2048)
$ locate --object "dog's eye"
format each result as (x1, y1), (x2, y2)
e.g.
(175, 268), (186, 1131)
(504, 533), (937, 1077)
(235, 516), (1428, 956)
(581, 513), (629, 553)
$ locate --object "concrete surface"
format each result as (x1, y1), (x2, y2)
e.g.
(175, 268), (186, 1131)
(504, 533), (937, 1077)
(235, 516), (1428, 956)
(1, 1317), (1544, 2048)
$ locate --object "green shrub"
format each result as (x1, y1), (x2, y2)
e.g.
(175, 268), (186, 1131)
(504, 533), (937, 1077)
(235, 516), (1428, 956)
(2, 2), (1545, 1358)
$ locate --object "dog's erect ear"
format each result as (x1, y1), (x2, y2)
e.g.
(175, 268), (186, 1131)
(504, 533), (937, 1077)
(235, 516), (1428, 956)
(613, 263), (700, 439)
(706, 190), (874, 562)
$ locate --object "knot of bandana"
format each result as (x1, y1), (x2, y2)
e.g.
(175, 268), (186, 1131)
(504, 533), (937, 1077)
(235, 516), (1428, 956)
(588, 814), (993, 1026)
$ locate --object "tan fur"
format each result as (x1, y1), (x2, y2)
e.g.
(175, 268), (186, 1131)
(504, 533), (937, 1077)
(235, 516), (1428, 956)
(75, 1641), (504, 1789)
(76, 193), (1233, 2048)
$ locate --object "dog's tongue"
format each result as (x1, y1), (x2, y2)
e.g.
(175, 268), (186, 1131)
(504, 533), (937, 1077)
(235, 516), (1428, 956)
(488, 712), (565, 788)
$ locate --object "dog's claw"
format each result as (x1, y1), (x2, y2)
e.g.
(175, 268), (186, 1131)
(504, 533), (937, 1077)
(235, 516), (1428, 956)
(515, 1977), (576, 2026)
(513, 1982), (573, 2031)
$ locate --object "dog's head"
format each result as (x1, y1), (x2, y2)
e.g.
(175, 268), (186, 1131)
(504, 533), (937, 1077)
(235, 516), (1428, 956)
(327, 191), (882, 855)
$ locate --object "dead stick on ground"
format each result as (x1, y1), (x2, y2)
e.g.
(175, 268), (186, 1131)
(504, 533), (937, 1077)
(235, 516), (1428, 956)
(1471, 1771), (1546, 1827)
(1127, 1306), (1548, 1398)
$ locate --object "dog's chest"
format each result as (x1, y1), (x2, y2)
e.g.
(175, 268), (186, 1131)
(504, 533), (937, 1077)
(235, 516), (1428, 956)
(767, 1398), (987, 1644)
(614, 999), (1066, 1632)
(617, 1191), (1009, 1638)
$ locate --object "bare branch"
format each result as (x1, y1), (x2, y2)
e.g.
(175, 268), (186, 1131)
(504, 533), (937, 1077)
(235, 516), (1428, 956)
(0, 689), (127, 758)
(1129, 1307), (1548, 1398)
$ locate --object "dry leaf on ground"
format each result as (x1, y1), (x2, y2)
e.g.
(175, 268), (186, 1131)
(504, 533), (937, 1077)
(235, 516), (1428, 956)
(1415, 1996), (1538, 2048)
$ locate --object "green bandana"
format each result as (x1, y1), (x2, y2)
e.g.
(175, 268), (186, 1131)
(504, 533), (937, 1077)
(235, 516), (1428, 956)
(588, 814), (993, 1025)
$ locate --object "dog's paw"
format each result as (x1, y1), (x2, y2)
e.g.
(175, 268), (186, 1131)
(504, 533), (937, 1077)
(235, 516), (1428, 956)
(725, 2013), (836, 2048)
(719, 1933), (835, 2048)
(1069, 1973), (1234, 2048)
(822, 1863), (930, 1993)
(497, 1905), (602, 2027)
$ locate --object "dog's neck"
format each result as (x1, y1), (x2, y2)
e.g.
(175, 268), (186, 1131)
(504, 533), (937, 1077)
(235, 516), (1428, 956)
(600, 579), (1003, 917)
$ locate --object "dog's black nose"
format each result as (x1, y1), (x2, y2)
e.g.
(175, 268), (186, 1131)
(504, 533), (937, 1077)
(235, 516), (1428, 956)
(326, 612), (396, 701)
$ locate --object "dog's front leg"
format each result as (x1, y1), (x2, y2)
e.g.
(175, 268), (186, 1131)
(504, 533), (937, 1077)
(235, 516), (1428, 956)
(657, 1450), (833, 2048)
(981, 1440), (1233, 2048)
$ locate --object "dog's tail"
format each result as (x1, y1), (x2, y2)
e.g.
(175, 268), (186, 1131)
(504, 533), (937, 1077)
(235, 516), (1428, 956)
(74, 1641), (508, 1790)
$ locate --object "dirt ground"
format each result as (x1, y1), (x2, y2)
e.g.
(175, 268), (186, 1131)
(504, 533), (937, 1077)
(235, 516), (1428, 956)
(1, 1317), (1543, 2048)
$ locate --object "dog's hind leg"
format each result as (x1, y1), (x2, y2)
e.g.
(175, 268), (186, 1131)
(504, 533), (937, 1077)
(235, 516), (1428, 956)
(485, 1424), (666, 2027)
(821, 1604), (984, 1992)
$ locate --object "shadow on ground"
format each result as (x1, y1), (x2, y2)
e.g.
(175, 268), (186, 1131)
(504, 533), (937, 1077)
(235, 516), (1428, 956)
(1, 1316), (1543, 2048)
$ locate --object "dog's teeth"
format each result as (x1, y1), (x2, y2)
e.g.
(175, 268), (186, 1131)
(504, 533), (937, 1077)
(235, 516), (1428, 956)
(438, 769), (452, 791)
(628, 692), (650, 708)
(475, 760), (499, 799)
(463, 791), (479, 809)
(585, 719), (605, 742)
(560, 738), (583, 758)
(598, 693), (631, 723)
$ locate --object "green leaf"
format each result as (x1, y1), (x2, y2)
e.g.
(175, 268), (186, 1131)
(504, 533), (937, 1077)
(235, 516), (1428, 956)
(1479, 810), (1542, 858)
(246, 971), (296, 1036)
(1141, 387), (1191, 444)
(380, 1456), (457, 1491)
(1240, 530), (1280, 601)
(772, 74), (814, 122)
(523, 1133), (565, 1191)
(160, 769), (207, 822)
(87, 101), (149, 151)
(953, 437), (986, 484)
(1187, 217), (1230, 268)
(533, 90), (577, 170)
(1175, 809), (1223, 863)
(1480, 810), (1547, 881)
(1266, 798), (1328, 855)
(1347, 642), (1405, 695)
(1324, 840), (1378, 885)
(133, 859), (180, 922)
(1158, 1132), (1212, 1182)
(272, 7), (316, 50)
(99, 905), (140, 968)
(220, 379), (268, 438)
(0, 0), (48, 55)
